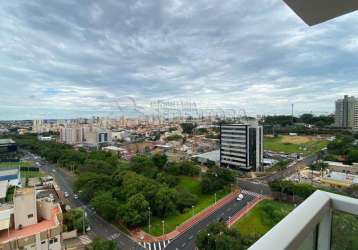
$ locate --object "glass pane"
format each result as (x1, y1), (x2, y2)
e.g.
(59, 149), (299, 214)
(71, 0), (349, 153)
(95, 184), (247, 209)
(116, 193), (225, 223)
(331, 211), (358, 250)
(298, 226), (317, 250)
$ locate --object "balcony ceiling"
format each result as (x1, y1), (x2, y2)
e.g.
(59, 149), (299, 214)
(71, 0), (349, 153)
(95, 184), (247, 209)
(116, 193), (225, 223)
(283, 0), (358, 26)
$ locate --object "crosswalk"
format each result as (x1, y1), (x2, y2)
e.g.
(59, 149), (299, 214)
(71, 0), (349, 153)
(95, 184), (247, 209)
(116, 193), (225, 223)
(79, 235), (92, 245)
(241, 190), (261, 197)
(139, 240), (171, 250)
(106, 233), (121, 240)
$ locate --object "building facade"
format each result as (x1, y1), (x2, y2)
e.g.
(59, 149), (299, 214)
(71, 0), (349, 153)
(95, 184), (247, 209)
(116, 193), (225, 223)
(220, 124), (263, 171)
(0, 188), (62, 250)
(0, 139), (17, 162)
(60, 125), (111, 146)
(334, 95), (358, 131)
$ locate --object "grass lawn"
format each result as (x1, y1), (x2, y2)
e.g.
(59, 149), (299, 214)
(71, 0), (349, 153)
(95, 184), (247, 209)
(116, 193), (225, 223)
(145, 176), (230, 236)
(234, 200), (294, 237)
(21, 170), (45, 178)
(0, 161), (32, 167)
(264, 135), (328, 155)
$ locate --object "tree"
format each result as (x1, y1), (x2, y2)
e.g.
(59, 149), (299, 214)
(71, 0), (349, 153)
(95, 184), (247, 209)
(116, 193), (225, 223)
(176, 188), (198, 213)
(130, 155), (158, 178)
(78, 159), (117, 175)
(74, 172), (113, 201)
(300, 114), (314, 124)
(196, 222), (244, 250)
(63, 208), (89, 233)
(347, 149), (358, 164)
(156, 173), (179, 188)
(86, 238), (118, 250)
(201, 167), (234, 194)
(152, 153), (168, 170)
(153, 187), (178, 217)
(119, 193), (149, 227)
(180, 123), (196, 134)
(91, 192), (119, 221)
(167, 161), (200, 177)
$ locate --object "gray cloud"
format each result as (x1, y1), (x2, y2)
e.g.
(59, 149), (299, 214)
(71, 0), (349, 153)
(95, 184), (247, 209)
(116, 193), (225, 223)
(1, 0), (358, 119)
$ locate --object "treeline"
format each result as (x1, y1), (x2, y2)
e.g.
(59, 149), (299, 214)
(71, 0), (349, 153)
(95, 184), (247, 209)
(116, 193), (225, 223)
(12, 134), (118, 171)
(196, 222), (258, 250)
(13, 134), (235, 228)
(75, 155), (234, 227)
(326, 133), (358, 164)
(263, 114), (334, 128)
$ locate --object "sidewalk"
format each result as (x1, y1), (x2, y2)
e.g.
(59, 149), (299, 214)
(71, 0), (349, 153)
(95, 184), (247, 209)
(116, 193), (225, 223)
(131, 190), (241, 243)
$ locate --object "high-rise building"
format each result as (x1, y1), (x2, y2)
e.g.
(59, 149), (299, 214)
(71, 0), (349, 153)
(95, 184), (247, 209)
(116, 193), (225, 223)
(220, 124), (263, 171)
(334, 95), (358, 131)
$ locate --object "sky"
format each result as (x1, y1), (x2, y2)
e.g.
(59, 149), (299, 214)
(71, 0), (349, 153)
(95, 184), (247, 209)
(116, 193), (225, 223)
(1, 0), (358, 120)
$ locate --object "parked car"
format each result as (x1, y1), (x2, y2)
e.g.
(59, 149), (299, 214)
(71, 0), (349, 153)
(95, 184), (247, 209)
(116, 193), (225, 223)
(74, 194), (79, 199)
(64, 192), (69, 198)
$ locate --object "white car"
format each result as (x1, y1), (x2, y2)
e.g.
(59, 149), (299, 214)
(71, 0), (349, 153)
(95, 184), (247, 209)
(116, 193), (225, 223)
(74, 194), (79, 199)
(236, 194), (244, 201)
(64, 192), (69, 198)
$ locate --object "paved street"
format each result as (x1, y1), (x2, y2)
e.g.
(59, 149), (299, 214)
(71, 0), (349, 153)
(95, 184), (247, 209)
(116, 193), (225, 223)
(24, 152), (144, 250)
(264, 154), (318, 182)
(25, 151), (259, 250)
(165, 194), (255, 250)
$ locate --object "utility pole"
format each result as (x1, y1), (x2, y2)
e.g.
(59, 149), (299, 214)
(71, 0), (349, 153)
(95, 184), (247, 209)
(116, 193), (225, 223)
(214, 193), (217, 204)
(162, 220), (165, 235)
(291, 104), (294, 124)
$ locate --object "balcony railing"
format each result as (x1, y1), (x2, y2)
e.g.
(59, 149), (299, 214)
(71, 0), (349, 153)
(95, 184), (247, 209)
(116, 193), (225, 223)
(249, 190), (358, 250)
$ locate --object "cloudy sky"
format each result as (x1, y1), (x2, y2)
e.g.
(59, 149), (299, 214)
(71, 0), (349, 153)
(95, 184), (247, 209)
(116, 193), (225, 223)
(1, 0), (358, 120)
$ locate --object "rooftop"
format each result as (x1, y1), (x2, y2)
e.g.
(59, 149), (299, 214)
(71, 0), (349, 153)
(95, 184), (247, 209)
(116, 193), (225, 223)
(0, 206), (60, 243)
(14, 188), (34, 197)
(193, 150), (220, 162)
(0, 139), (15, 145)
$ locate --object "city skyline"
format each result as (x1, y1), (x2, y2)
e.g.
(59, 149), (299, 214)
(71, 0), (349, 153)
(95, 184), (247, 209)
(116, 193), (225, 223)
(1, 1), (358, 120)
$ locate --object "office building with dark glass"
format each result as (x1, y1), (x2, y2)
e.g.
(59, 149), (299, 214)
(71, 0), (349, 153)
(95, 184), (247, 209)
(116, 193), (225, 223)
(220, 124), (263, 171)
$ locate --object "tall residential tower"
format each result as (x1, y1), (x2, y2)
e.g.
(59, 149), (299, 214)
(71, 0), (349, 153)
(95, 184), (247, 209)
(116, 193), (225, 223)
(334, 95), (358, 131)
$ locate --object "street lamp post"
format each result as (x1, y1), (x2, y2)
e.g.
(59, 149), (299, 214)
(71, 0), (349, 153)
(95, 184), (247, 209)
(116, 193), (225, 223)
(228, 216), (232, 228)
(148, 207), (151, 233)
(192, 205), (195, 217)
(83, 209), (87, 234)
(162, 220), (165, 235)
(214, 193), (217, 204)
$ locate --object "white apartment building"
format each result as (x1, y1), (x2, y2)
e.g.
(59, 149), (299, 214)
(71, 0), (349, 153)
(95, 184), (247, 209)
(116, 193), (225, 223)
(334, 95), (358, 131)
(220, 124), (263, 171)
(60, 125), (111, 146)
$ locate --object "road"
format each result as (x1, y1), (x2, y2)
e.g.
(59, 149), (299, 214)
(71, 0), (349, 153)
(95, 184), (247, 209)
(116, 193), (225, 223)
(25, 152), (258, 250)
(165, 194), (255, 250)
(24, 152), (144, 250)
(264, 154), (318, 182)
